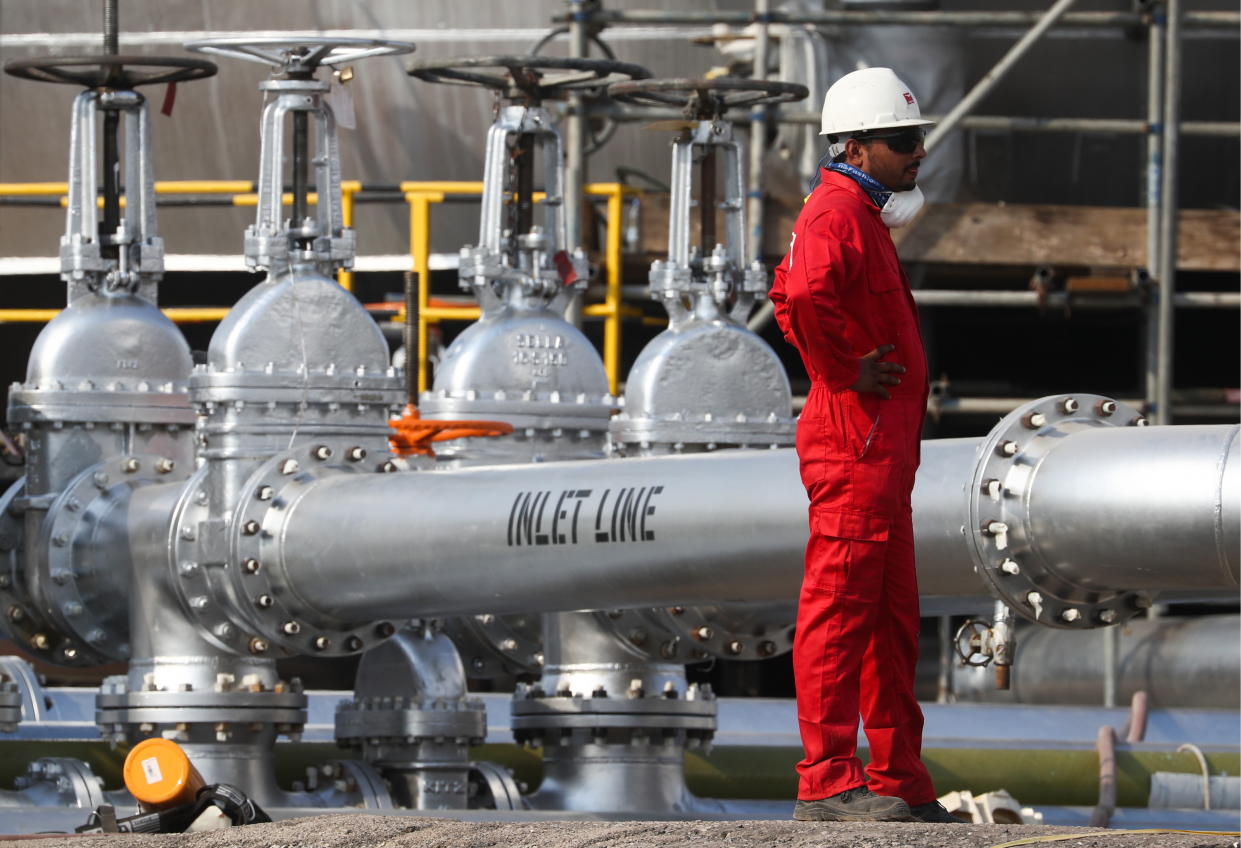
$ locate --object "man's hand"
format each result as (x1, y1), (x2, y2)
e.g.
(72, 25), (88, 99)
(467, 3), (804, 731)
(851, 344), (905, 400)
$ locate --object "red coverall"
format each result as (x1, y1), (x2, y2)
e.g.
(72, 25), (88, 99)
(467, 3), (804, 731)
(769, 169), (935, 805)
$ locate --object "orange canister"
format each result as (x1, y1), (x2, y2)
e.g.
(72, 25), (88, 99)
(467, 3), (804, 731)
(122, 738), (206, 811)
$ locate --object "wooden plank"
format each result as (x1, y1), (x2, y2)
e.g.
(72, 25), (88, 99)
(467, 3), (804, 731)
(891, 203), (1240, 272)
(634, 195), (1239, 273)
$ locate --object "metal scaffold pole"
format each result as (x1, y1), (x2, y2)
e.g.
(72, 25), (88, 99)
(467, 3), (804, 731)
(747, 0), (770, 266)
(1155, 0), (1182, 426)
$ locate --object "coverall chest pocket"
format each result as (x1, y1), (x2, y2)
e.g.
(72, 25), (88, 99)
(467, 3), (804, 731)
(866, 251), (903, 292)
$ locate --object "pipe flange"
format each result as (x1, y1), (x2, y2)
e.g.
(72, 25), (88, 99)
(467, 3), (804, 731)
(171, 445), (400, 658)
(0, 479), (78, 664)
(968, 394), (1151, 629)
(39, 454), (188, 663)
(0, 674), (20, 732)
(12, 758), (107, 809)
(442, 613), (544, 679)
(609, 417), (796, 453)
(511, 682), (716, 743)
(96, 674), (307, 745)
(230, 445), (402, 657)
(335, 695), (487, 747)
(599, 605), (795, 663)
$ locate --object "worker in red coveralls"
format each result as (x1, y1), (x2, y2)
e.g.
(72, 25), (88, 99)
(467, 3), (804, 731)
(769, 67), (960, 825)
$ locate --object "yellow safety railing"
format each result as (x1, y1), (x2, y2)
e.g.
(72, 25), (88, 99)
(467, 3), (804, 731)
(0, 180), (361, 291)
(0, 179), (640, 392)
(399, 181), (634, 394)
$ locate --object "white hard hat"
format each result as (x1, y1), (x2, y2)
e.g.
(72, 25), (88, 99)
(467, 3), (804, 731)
(819, 67), (935, 137)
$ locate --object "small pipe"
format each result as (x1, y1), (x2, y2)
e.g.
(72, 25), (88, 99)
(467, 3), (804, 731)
(936, 615), (952, 704)
(557, 9), (1237, 28)
(925, 0), (1080, 152)
(1144, 3), (1166, 417)
(1125, 691), (1149, 743)
(1102, 624), (1118, 708)
(1155, 0), (1182, 425)
(747, 0), (770, 266)
(1089, 725), (1117, 827)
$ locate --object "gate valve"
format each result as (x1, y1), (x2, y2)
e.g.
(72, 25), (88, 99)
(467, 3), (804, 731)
(4, 55), (216, 303)
(186, 37), (414, 276)
(408, 56), (648, 312)
(953, 601), (1017, 690)
(607, 78), (807, 325)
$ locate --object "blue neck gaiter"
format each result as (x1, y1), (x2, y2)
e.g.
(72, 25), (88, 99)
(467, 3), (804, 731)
(826, 162), (891, 209)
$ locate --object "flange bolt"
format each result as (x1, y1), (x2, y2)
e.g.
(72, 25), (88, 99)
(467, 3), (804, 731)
(313, 635), (331, 651)
(1059, 397), (1079, 414)
(346, 447), (367, 462)
(1098, 609), (1118, 624)
(282, 621), (301, 635)
(249, 637), (269, 654)
(312, 445), (332, 461)
(1000, 559), (1021, 575)
(1023, 412), (1047, 430)
(242, 520), (261, 536)
(1097, 400), (1117, 416)
(155, 458), (175, 474)
(998, 440), (1018, 457)
(1060, 608), (1081, 623)
(242, 558), (261, 574)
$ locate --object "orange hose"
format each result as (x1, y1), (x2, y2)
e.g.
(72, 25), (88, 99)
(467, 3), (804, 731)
(389, 404), (513, 457)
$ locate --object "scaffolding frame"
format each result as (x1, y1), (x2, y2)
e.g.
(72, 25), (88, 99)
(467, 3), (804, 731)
(560, 0), (1240, 426)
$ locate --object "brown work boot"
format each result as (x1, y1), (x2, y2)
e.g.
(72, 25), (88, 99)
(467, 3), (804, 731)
(793, 786), (914, 822)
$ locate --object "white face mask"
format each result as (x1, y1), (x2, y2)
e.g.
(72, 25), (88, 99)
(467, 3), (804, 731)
(881, 185), (925, 229)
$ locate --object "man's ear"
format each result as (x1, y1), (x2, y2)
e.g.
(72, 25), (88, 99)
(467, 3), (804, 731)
(843, 137), (865, 166)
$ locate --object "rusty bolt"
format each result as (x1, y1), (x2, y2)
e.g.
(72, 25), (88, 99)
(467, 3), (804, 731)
(346, 447), (367, 462)
(998, 440), (1018, 457)
(1098, 400), (1117, 416)
(312, 445), (332, 461)
(693, 626), (713, 642)
(1059, 397), (1079, 414)
(249, 637), (269, 654)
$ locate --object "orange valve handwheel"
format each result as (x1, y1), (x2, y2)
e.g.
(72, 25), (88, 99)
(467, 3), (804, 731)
(122, 738), (206, 811)
(389, 405), (513, 457)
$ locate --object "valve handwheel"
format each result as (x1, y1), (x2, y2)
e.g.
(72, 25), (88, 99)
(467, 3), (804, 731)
(186, 36), (415, 73)
(4, 55), (216, 89)
(389, 406), (514, 458)
(953, 618), (994, 668)
(608, 77), (808, 120)
(408, 55), (649, 102)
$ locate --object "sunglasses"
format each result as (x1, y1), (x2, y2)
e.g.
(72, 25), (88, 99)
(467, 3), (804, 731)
(855, 128), (925, 155)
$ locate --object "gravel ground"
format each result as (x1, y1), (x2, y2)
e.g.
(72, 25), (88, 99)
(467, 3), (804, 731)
(3, 815), (1239, 848)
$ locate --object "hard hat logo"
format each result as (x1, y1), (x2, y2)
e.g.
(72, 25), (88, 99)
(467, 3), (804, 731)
(818, 66), (935, 137)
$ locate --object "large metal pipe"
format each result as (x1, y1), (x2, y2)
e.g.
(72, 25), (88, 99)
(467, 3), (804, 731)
(274, 423), (1238, 623)
(1027, 424), (1238, 592)
(953, 615), (1240, 708)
